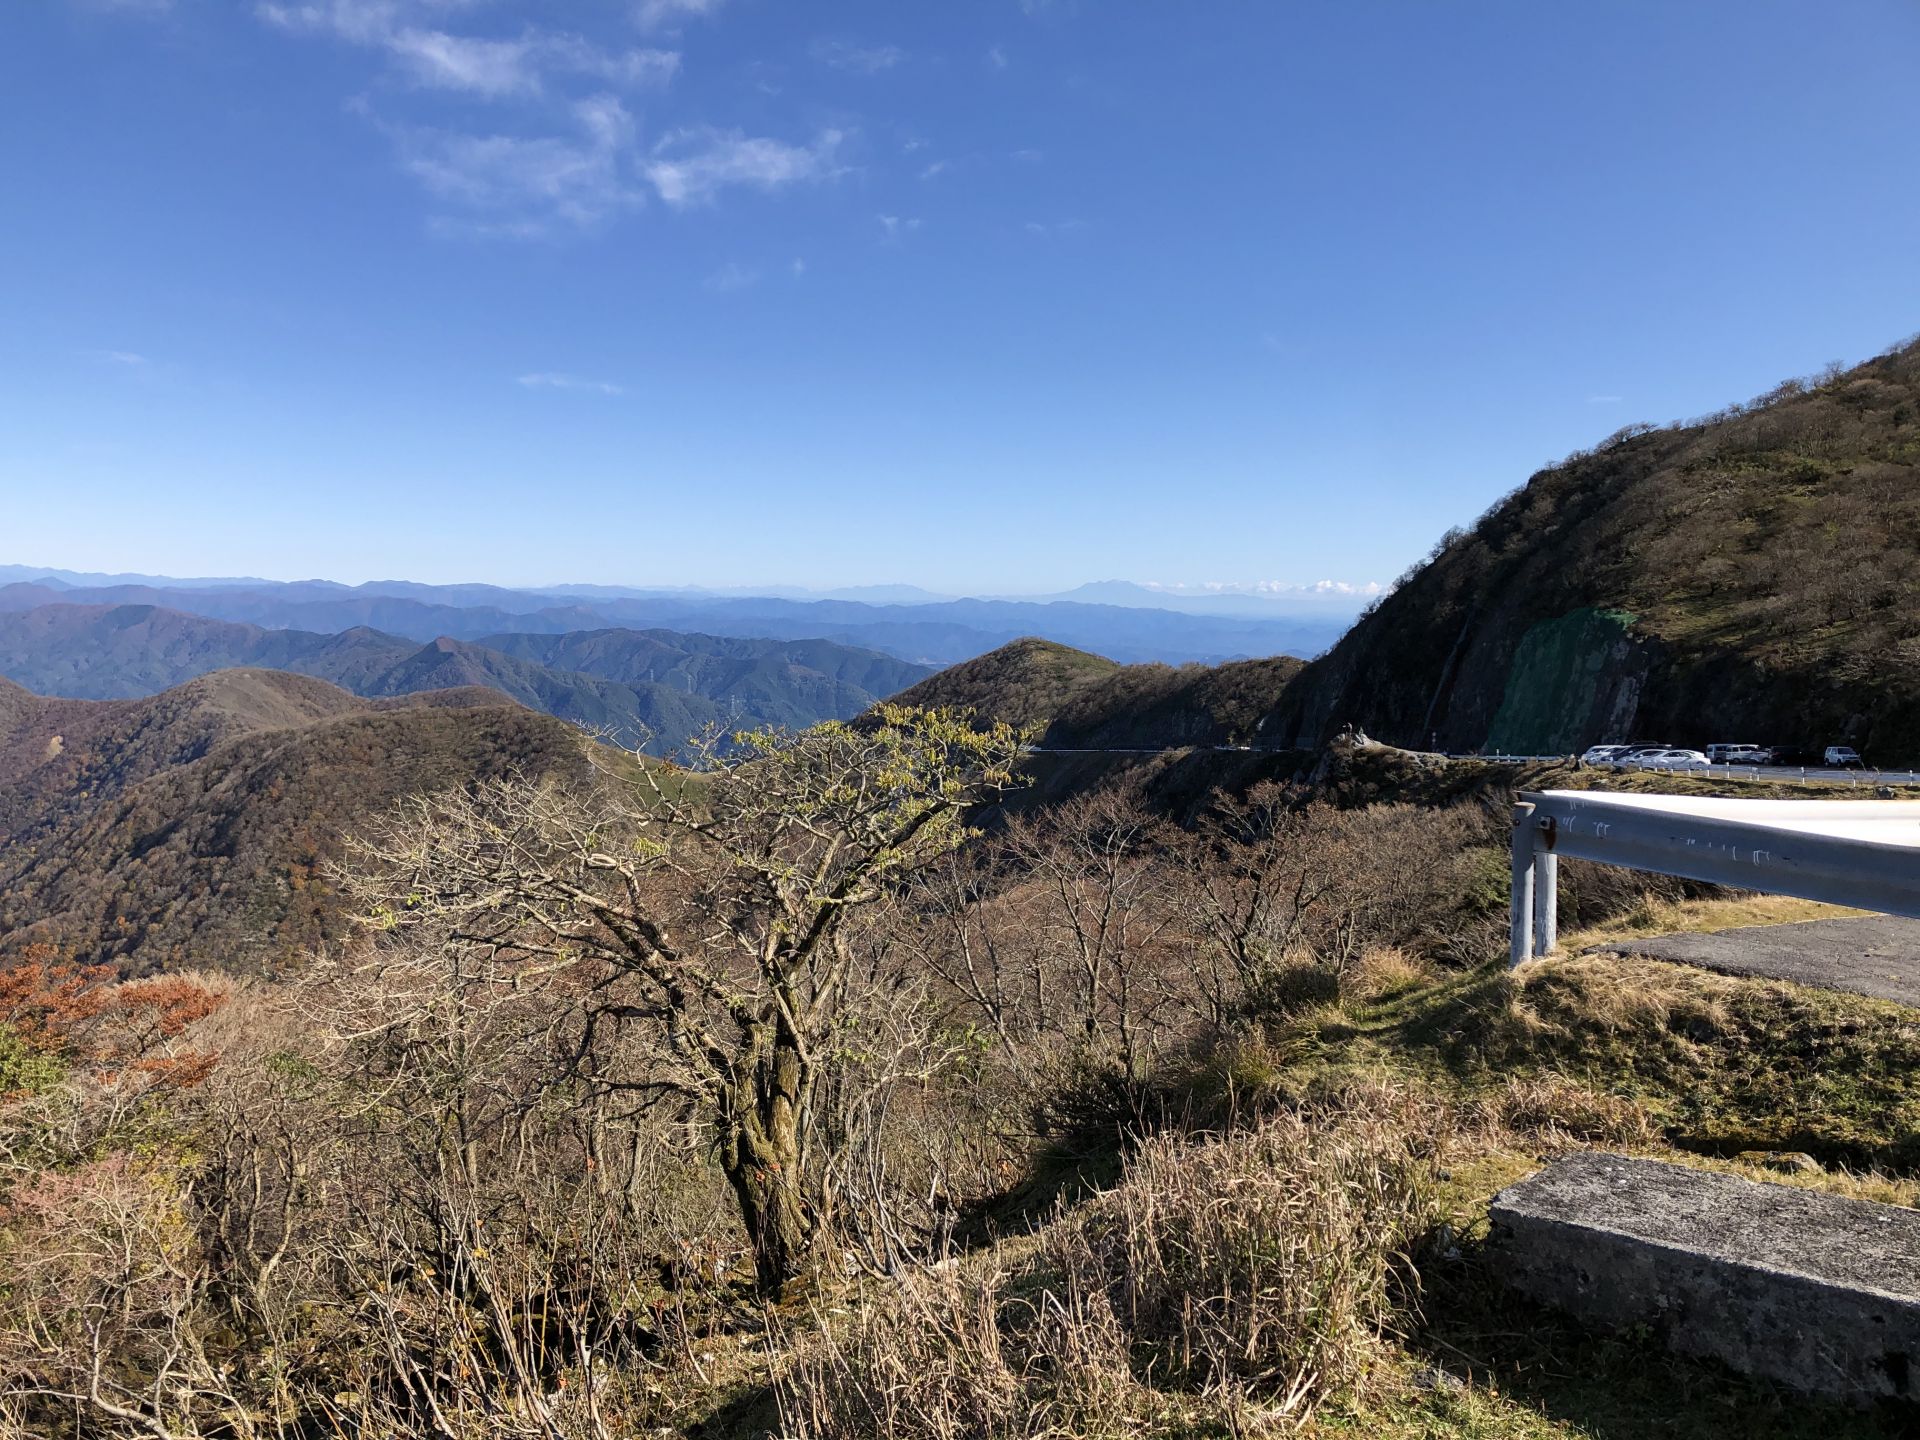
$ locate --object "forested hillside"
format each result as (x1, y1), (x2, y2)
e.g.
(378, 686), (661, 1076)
(890, 636), (1304, 749)
(0, 670), (591, 972)
(0, 604), (930, 752)
(1265, 338), (1920, 757)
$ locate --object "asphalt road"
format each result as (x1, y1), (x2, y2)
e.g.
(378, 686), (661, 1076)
(1594, 915), (1920, 1008)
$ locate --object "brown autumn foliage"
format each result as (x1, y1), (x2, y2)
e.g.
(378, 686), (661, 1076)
(890, 636), (1307, 750)
(0, 670), (592, 974)
(0, 742), (1661, 1439)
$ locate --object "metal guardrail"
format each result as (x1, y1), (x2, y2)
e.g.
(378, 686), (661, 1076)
(1509, 789), (1920, 966)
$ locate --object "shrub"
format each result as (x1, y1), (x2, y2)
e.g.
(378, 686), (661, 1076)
(778, 1095), (1440, 1435)
(777, 1259), (1147, 1439)
(1068, 1105), (1436, 1408)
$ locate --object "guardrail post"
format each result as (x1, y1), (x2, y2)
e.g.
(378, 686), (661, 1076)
(1510, 801), (1537, 968)
(1532, 842), (1558, 956)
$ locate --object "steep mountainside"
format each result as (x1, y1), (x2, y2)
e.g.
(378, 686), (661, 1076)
(1265, 338), (1920, 759)
(892, 638), (1305, 749)
(0, 604), (931, 753)
(0, 670), (591, 973)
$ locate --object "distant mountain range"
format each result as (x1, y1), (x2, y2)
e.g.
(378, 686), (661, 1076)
(0, 604), (932, 754)
(0, 572), (1352, 667)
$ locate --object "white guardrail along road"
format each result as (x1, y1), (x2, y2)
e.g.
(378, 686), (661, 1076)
(1509, 789), (1920, 967)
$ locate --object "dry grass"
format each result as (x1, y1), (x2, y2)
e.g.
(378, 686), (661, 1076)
(1341, 946), (1434, 1005)
(776, 1260), (1134, 1440)
(1472, 1073), (1660, 1149)
(1070, 1103), (1437, 1404)
(777, 1092), (1442, 1437)
(1500, 951), (1739, 1040)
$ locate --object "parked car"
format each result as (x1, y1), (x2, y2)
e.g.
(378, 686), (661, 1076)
(1580, 744), (1631, 764)
(1707, 743), (1774, 765)
(1610, 743), (1675, 764)
(1825, 746), (1864, 768)
(1635, 748), (1713, 770)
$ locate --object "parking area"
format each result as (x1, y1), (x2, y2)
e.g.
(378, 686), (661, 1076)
(1468, 744), (1906, 785)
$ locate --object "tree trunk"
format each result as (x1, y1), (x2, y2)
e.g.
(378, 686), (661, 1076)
(719, 1024), (815, 1293)
(725, 1139), (813, 1293)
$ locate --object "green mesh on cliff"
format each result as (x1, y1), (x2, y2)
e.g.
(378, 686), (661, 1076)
(1484, 608), (1639, 754)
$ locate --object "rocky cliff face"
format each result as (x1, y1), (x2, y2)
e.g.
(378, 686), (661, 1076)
(1482, 609), (1654, 753)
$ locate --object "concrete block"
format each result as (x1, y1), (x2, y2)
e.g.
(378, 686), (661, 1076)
(1490, 1152), (1920, 1404)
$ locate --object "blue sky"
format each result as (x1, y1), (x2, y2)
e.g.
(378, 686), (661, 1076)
(4, 0), (1918, 598)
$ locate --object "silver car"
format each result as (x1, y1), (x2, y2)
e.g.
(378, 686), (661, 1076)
(1636, 747), (1712, 771)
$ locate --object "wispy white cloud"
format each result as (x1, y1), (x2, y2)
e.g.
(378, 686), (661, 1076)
(1023, 218), (1083, 238)
(877, 213), (921, 241)
(401, 30), (678, 96)
(1585, 393), (1623, 404)
(384, 29), (543, 96)
(260, 0), (834, 239)
(88, 349), (149, 366)
(396, 95), (643, 233)
(633, 0), (723, 33)
(1011, 147), (1043, 163)
(811, 38), (904, 74)
(517, 372), (624, 395)
(918, 159), (949, 181)
(790, 257), (807, 276)
(1143, 579), (1386, 601)
(987, 44), (1009, 70)
(258, 2), (679, 98)
(644, 126), (846, 207)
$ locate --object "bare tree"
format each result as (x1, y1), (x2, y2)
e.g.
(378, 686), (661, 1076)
(343, 707), (1024, 1293)
(1000, 785), (1184, 1080)
(1169, 784), (1356, 1019)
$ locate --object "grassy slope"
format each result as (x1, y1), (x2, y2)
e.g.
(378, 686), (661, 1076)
(683, 748), (1920, 1439)
(1274, 933), (1920, 1439)
(696, 918), (1919, 1440)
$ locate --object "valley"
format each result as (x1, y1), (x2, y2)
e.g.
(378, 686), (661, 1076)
(0, 602), (932, 753)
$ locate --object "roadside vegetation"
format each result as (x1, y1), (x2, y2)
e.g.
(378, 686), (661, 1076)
(2, 721), (1913, 1438)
